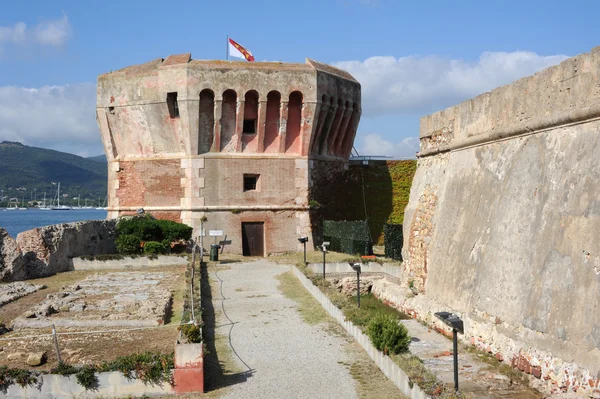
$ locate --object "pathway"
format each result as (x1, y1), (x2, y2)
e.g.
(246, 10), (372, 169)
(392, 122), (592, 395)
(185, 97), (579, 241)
(209, 260), (360, 399)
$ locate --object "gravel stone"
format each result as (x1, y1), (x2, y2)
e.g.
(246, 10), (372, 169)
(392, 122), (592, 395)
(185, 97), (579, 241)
(213, 260), (359, 399)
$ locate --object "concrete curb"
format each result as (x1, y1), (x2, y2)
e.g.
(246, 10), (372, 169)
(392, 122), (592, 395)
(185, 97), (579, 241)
(291, 265), (429, 399)
(4, 370), (174, 398)
(73, 255), (188, 270)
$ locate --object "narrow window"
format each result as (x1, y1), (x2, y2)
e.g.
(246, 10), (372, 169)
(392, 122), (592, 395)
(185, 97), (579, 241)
(243, 119), (256, 134)
(108, 106), (115, 114)
(167, 92), (179, 118)
(243, 174), (259, 191)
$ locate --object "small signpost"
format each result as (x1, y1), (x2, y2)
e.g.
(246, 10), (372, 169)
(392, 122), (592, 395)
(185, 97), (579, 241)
(434, 312), (464, 392)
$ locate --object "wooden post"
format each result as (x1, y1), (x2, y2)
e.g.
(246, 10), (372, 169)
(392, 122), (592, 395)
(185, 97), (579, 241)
(52, 324), (62, 364)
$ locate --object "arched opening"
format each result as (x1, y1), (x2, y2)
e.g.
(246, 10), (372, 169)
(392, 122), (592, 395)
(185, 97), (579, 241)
(332, 100), (351, 155)
(310, 94), (329, 154)
(264, 91), (281, 153)
(318, 97), (336, 154)
(198, 89), (214, 154)
(243, 91), (259, 134)
(285, 91), (303, 153)
(341, 103), (360, 156)
(327, 98), (345, 154)
(241, 90), (259, 152)
(220, 89), (237, 152)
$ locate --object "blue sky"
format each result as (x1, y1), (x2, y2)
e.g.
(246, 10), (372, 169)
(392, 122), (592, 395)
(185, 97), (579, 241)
(0, 0), (597, 157)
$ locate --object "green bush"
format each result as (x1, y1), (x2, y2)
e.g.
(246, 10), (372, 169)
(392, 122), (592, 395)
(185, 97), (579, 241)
(180, 323), (202, 343)
(115, 234), (141, 254)
(143, 241), (170, 255)
(75, 366), (99, 391)
(156, 219), (193, 242)
(367, 313), (411, 355)
(115, 215), (192, 254)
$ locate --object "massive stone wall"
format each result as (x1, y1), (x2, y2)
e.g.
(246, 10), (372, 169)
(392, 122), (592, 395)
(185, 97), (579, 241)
(0, 221), (116, 281)
(402, 47), (600, 396)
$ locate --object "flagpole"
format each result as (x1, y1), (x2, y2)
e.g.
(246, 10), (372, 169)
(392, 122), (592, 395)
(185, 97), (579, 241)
(226, 35), (229, 61)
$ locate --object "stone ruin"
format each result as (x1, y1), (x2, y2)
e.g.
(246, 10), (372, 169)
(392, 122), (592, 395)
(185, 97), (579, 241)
(12, 271), (176, 329)
(0, 220), (116, 282)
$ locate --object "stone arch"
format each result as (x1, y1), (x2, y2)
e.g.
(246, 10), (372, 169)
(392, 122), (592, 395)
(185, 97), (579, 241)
(264, 90), (281, 153)
(198, 89), (214, 154)
(341, 102), (360, 156)
(220, 89), (237, 152)
(285, 91), (303, 154)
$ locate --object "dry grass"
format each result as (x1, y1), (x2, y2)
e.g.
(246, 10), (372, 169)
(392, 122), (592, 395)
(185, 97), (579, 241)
(0, 265), (188, 370)
(463, 344), (529, 385)
(276, 271), (329, 325)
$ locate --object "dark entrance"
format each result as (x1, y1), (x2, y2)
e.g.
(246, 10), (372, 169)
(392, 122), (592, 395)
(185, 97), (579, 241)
(242, 222), (264, 256)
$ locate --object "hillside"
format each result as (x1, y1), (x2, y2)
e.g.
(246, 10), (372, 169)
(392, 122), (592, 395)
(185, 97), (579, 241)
(0, 142), (107, 206)
(87, 154), (107, 163)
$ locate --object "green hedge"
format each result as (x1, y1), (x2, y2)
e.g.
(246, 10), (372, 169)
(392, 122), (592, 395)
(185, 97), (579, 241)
(384, 224), (403, 261)
(323, 220), (373, 255)
(115, 215), (192, 254)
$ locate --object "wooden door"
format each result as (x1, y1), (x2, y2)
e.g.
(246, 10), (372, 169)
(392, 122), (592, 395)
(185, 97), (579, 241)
(242, 222), (264, 256)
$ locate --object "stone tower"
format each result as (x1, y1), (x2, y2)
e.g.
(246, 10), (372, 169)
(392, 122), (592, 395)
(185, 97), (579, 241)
(96, 53), (361, 255)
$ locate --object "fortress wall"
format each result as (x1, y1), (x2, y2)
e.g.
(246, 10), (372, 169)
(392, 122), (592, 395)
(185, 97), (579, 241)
(402, 47), (600, 395)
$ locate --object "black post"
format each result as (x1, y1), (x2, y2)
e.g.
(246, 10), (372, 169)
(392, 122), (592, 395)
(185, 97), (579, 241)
(322, 249), (326, 279)
(453, 329), (459, 392)
(356, 271), (361, 308)
(303, 241), (307, 265)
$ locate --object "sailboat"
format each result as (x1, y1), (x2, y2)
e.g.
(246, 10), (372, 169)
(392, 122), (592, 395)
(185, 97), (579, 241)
(18, 197), (27, 210)
(39, 192), (51, 210)
(51, 183), (71, 210)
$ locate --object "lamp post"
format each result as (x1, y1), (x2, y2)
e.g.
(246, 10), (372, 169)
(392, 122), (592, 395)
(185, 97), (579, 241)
(298, 237), (308, 264)
(349, 262), (362, 307)
(434, 312), (464, 392)
(320, 241), (330, 279)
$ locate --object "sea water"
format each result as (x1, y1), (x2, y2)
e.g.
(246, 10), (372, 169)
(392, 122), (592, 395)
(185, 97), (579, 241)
(0, 208), (108, 238)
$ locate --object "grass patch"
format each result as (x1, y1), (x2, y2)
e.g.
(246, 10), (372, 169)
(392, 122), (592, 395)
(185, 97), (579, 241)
(276, 272), (328, 325)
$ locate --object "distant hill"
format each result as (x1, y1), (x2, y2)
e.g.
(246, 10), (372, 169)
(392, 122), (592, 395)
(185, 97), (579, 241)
(87, 154), (107, 163)
(0, 142), (107, 206)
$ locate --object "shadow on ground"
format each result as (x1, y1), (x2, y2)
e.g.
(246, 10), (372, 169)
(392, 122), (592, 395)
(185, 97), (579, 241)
(201, 261), (253, 391)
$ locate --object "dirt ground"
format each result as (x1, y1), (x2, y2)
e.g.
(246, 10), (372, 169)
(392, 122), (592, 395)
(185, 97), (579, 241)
(0, 264), (187, 371)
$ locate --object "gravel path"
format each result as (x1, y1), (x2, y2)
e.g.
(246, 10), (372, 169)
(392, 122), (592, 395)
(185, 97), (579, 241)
(212, 260), (359, 399)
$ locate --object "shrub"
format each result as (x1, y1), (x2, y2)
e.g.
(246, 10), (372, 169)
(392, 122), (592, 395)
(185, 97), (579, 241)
(115, 234), (141, 254)
(156, 219), (192, 242)
(75, 366), (99, 390)
(367, 313), (411, 355)
(180, 323), (202, 343)
(143, 241), (170, 255)
(115, 215), (192, 254)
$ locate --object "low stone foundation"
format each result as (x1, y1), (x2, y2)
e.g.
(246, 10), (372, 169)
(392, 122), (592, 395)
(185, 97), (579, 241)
(370, 276), (600, 398)
(12, 271), (176, 330)
(0, 221), (117, 281)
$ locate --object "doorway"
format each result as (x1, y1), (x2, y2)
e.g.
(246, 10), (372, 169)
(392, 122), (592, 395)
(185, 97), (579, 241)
(242, 222), (264, 256)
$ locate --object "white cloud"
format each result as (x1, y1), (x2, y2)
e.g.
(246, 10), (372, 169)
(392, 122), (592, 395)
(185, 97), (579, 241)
(359, 134), (419, 158)
(335, 51), (569, 117)
(0, 15), (71, 51)
(0, 83), (103, 157)
(33, 15), (71, 46)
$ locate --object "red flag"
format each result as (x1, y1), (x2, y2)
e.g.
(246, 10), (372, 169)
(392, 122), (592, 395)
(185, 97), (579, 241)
(228, 38), (255, 62)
